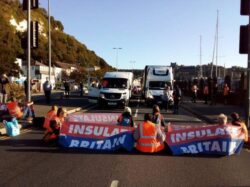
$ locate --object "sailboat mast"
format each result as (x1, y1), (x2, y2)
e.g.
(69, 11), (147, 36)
(215, 10), (219, 78)
(200, 35), (203, 78)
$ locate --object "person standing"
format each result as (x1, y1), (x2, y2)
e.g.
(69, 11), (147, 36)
(223, 83), (230, 105)
(0, 73), (9, 103)
(203, 83), (209, 104)
(191, 84), (198, 103)
(173, 85), (182, 114)
(162, 86), (172, 111)
(43, 78), (52, 104)
(79, 82), (83, 96)
(134, 113), (165, 153)
(64, 81), (70, 98)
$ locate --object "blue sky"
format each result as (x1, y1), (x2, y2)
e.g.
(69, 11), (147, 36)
(40, 0), (248, 69)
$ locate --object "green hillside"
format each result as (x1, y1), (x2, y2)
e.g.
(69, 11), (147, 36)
(0, 0), (112, 76)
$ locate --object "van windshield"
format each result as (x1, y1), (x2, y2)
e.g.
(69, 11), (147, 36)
(102, 78), (128, 89)
(149, 81), (171, 90)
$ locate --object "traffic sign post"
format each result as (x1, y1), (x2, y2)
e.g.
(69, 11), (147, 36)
(240, 0), (250, 128)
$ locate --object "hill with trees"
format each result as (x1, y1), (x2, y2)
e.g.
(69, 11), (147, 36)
(0, 0), (113, 78)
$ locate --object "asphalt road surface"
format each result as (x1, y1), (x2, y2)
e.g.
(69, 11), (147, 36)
(0, 98), (250, 186)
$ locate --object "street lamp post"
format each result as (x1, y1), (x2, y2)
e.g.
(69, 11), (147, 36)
(27, 0), (31, 102)
(130, 61), (136, 74)
(113, 47), (122, 71)
(48, 0), (51, 81)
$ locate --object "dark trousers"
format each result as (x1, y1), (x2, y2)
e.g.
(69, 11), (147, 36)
(44, 91), (51, 104)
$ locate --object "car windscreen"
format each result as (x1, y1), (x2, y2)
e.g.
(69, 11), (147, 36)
(149, 81), (171, 90)
(102, 78), (128, 89)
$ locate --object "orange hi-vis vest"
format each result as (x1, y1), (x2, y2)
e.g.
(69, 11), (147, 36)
(43, 110), (57, 132)
(136, 121), (165, 153)
(6, 102), (23, 118)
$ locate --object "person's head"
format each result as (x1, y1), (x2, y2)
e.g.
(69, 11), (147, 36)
(10, 97), (17, 102)
(57, 107), (67, 118)
(124, 107), (132, 115)
(218, 113), (227, 125)
(51, 105), (58, 112)
(153, 104), (160, 114)
(231, 112), (240, 122)
(144, 113), (151, 121)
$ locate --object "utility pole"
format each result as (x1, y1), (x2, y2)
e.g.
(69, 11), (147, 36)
(27, 0), (31, 102)
(200, 35), (203, 78)
(113, 47), (122, 71)
(215, 10), (219, 77)
(240, 0), (250, 128)
(48, 0), (51, 81)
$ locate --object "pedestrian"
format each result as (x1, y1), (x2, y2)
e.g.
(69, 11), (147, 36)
(210, 82), (218, 105)
(203, 83), (209, 104)
(191, 84), (198, 103)
(43, 107), (67, 143)
(117, 107), (134, 127)
(230, 112), (248, 142)
(43, 77), (52, 104)
(223, 83), (230, 105)
(217, 113), (227, 125)
(79, 82), (83, 96)
(134, 113), (165, 153)
(64, 81), (70, 98)
(151, 104), (165, 127)
(162, 86), (173, 111)
(0, 73), (9, 103)
(173, 85), (182, 114)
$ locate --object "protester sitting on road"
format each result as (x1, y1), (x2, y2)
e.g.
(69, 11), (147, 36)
(152, 104), (165, 127)
(43, 105), (58, 132)
(6, 97), (35, 122)
(217, 113), (227, 125)
(50, 107), (67, 140)
(134, 113), (165, 153)
(117, 107), (134, 127)
(231, 112), (248, 142)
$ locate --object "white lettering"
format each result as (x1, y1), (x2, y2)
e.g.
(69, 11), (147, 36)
(85, 125), (93, 135)
(103, 127), (110, 137)
(175, 133), (187, 142)
(211, 141), (221, 152)
(69, 140), (79, 147)
(188, 145), (198, 153)
(73, 125), (85, 134)
(102, 139), (112, 149)
(215, 128), (225, 136)
(93, 126), (104, 136)
(80, 141), (90, 148)
(68, 124), (74, 133)
(203, 141), (211, 151)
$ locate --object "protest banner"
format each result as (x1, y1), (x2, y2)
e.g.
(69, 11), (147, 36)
(166, 124), (245, 156)
(59, 121), (135, 151)
(67, 112), (120, 125)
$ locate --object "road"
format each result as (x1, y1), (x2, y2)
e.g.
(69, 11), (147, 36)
(0, 97), (250, 186)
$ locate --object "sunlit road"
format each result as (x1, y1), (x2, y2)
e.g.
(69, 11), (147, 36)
(0, 98), (250, 186)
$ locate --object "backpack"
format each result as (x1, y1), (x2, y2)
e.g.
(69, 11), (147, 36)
(119, 115), (131, 126)
(3, 118), (20, 137)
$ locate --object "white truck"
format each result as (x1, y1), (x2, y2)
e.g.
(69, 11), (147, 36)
(142, 65), (173, 106)
(88, 71), (134, 108)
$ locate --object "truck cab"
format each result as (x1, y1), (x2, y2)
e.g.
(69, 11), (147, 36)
(142, 66), (173, 106)
(88, 72), (133, 108)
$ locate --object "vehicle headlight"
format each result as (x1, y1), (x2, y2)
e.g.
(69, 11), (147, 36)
(100, 93), (105, 99)
(147, 91), (154, 99)
(122, 92), (127, 99)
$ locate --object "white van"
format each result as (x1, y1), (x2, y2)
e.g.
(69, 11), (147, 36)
(96, 72), (133, 108)
(142, 66), (173, 105)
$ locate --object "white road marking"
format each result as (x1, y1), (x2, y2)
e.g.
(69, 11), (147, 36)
(110, 180), (119, 187)
(134, 99), (140, 118)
